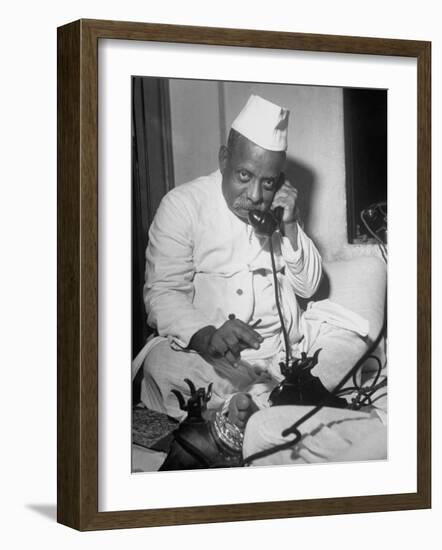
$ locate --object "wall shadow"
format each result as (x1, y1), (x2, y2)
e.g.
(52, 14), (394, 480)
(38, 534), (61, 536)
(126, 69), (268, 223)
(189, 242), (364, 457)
(25, 503), (57, 522)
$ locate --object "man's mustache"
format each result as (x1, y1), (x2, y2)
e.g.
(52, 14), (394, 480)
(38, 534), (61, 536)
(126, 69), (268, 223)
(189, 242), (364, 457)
(233, 198), (263, 211)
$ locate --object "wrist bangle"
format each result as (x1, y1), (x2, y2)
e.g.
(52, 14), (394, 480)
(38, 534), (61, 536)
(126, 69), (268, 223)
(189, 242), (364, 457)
(211, 411), (244, 454)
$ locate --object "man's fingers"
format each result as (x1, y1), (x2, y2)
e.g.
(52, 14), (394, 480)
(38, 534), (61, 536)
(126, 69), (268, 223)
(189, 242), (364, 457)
(237, 341), (252, 352)
(224, 350), (239, 367)
(223, 334), (241, 357)
(207, 337), (228, 358)
(208, 338), (239, 367)
(231, 321), (263, 349)
(208, 320), (263, 361)
(209, 333), (241, 358)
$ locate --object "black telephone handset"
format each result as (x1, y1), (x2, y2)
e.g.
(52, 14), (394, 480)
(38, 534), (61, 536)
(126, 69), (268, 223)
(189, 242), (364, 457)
(248, 206), (284, 236)
(248, 173), (285, 235)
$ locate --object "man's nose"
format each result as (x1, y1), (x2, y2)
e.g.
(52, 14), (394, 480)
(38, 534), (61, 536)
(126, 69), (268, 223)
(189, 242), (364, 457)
(247, 180), (263, 204)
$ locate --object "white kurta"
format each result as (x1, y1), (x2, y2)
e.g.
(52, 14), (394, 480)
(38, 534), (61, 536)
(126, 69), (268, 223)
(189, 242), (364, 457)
(144, 169), (323, 361)
(133, 170), (373, 419)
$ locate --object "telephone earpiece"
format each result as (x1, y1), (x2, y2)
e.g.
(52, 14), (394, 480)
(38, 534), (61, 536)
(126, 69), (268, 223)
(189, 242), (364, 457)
(248, 206), (284, 235)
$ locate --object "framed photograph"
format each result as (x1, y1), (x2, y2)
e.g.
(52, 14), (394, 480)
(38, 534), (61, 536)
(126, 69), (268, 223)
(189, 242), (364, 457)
(57, 19), (431, 530)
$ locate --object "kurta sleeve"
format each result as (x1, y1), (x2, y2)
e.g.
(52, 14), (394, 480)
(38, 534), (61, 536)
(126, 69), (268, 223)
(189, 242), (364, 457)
(279, 223), (323, 298)
(144, 190), (212, 348)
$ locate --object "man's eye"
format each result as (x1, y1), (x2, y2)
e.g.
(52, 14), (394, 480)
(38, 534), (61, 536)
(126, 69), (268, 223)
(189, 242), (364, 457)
(263, 179), (276, 189)
(238, 171), (251, 182)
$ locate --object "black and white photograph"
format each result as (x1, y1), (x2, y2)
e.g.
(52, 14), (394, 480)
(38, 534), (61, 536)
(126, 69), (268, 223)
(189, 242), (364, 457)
(131, 77), (388, 473)
(2, 0), (437, 542)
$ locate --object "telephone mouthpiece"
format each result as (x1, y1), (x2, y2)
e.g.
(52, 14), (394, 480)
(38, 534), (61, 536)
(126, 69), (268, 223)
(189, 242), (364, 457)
(248, 208), (283, 235)
(248, 211), (271, 235)
(248, 210), (263, 227)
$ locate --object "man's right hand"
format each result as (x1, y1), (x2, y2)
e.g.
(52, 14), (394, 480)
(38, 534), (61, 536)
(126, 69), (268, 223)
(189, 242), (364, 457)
(188, 319), (263, 367)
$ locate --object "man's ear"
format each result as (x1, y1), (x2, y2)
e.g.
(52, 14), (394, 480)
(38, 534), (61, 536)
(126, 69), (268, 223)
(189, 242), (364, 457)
(218, 145), (229, 174)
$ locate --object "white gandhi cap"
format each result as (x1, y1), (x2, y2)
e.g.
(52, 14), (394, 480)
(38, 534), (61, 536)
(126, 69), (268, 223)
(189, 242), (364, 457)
(231, 94), (289, 152)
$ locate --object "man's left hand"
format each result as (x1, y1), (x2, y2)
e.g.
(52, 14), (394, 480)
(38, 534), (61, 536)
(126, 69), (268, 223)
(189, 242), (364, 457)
(271, 179), (299, 249)
(271, 179), (298, 224)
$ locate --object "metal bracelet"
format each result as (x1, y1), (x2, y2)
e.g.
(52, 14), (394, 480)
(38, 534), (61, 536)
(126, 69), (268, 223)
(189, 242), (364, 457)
(212, 411), (244, 454)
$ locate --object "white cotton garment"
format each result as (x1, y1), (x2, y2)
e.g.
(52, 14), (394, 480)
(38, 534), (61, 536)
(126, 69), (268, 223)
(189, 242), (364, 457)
(133, 170), (375, 400)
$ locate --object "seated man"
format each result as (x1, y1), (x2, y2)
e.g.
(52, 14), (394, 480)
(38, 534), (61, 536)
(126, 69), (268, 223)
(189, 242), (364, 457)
(134, 94), (386, 463)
